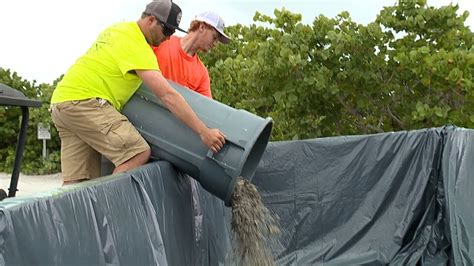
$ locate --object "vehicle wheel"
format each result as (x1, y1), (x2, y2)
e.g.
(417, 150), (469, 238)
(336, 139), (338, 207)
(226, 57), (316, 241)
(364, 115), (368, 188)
(0, 189), (7, 200)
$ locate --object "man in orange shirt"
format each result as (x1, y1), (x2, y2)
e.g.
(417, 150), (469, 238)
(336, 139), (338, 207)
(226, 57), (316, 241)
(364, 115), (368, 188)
(153, 11), (230, 98)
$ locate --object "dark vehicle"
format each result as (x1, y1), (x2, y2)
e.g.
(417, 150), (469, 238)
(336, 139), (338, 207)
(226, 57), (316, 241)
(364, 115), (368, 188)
(0, 83), (41, 200)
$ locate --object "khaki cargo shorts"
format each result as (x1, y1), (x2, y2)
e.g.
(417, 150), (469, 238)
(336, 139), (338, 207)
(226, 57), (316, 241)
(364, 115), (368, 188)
(51, 98), (150, 182)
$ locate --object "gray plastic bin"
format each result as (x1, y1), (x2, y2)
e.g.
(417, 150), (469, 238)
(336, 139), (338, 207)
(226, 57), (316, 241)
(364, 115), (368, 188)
(122, 82), (272, 206)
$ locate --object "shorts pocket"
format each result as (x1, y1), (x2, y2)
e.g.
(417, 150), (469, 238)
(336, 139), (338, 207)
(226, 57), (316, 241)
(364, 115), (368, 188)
(100, 117), (135, 149)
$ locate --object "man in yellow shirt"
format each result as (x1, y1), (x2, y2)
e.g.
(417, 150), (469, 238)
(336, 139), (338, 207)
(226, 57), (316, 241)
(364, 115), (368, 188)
(51, 0), (226, 185)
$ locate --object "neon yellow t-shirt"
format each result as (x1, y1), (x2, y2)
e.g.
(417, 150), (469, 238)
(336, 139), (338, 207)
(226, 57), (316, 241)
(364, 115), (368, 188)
(51, 22), (159, 111)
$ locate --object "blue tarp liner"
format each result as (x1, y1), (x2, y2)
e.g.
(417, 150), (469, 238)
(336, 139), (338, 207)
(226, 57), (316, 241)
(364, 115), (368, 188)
(0, 125), (472, 265)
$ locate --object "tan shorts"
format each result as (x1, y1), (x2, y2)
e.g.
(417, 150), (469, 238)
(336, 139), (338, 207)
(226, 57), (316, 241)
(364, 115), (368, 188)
(51, 98), (150, 182)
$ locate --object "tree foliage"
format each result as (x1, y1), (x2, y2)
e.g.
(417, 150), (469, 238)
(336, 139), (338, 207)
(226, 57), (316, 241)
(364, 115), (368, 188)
(202, 0), (473, 140)
(0, 0), (473, 173)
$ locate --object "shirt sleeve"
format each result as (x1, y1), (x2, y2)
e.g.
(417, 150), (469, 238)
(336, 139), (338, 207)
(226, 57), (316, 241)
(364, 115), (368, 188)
(112, 31), (159, 76)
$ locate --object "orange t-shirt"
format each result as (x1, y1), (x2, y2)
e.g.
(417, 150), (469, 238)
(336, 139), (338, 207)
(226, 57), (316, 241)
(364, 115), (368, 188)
(153, 36), (212, 98)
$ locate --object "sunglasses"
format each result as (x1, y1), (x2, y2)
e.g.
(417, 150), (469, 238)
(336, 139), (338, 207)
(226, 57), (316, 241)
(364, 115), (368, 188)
(155, 17), (175, 37)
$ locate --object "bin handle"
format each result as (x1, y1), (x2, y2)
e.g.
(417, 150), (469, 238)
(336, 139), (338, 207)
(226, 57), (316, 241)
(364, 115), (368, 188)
(206, 138), (244, 169)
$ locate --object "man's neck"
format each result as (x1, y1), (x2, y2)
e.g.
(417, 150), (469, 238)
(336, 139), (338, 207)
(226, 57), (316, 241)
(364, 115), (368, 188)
(180, 34), (199, 56)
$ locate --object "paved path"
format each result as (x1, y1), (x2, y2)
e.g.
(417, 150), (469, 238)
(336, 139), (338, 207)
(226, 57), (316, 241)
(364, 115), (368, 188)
(0, 172), (62, 197)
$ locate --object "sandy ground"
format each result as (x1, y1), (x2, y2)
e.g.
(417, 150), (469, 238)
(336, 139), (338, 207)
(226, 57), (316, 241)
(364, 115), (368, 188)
(0, 172), (62, 197)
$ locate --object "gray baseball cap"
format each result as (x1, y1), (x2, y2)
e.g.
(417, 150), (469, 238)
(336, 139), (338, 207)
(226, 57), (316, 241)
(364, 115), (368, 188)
(193, 11), (231, 44)
(144, 0), (186, 33)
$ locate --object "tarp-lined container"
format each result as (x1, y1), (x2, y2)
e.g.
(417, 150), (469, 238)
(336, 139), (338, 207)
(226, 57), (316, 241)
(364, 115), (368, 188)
(122, 82), (272, 206)
(1, 126), (473, 265)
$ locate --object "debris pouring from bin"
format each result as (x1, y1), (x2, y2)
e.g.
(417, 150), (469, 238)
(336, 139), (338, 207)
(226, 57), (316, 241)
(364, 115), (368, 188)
(230, 177), (281, 265)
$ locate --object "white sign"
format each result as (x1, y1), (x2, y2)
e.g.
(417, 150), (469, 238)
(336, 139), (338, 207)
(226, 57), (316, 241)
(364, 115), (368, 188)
(37, 123), (51, 140)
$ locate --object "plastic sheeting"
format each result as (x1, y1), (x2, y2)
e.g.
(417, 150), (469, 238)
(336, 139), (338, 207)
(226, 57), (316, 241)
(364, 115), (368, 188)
(0, 126), (472, 265)
(0, 162), (231, 265)
(442, 128), (474, 265)
(252, 126), (470, 265)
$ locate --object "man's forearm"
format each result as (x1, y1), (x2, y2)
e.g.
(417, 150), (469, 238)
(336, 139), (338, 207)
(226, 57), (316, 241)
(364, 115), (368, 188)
(160, 89), (208, 135)
(136, 69), (225, 153)
(137, 69), (208, 136)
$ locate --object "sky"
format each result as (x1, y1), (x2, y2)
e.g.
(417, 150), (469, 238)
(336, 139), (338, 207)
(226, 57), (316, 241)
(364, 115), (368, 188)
(0, 0), (472, 84)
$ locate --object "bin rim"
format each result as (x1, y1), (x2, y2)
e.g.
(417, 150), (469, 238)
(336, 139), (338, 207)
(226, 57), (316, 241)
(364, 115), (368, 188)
(223, 117), (273, 205)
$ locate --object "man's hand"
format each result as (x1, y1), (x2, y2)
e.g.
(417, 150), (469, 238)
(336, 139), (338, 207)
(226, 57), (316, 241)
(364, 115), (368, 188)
(200, 128), (226, 153)
(137, 70), (227, 154)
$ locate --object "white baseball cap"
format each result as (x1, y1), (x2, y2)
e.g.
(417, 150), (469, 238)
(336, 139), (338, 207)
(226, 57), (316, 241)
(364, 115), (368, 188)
(193, 11), (231, 44)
